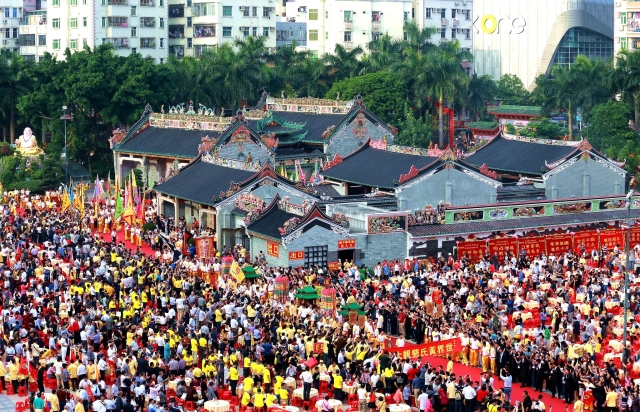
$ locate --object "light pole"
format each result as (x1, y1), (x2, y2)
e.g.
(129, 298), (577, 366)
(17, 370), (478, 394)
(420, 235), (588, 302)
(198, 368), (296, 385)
(623, 189), (634, 358)
(60, 106), (71, 184)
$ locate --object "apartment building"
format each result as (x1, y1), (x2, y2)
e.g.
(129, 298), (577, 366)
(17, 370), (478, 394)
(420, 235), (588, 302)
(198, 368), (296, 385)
(414, 0), (473, 51)
(19, 9), (47, 61)
(615, 0), (640, 56)
(167, 0), (277, 59)
(0, 0), (26, 54)
(46, 0), (168, 62)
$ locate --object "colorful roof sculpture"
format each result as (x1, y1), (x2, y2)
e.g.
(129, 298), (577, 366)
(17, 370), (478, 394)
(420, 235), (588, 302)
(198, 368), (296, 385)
(337, 302), (367, 316)
(295, 285), (320, 300)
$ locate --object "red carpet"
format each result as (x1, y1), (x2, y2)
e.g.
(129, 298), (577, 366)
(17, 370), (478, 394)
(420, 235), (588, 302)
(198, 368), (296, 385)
(93, 228), (155, 256)
(421, 355), (571, 411)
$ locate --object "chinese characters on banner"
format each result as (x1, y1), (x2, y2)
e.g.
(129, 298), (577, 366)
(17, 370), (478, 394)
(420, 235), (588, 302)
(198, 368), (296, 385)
(457, 240), (487, 263)
(599, 229), (623, 249)
(628, 227), (640, 248)
(288, 250), (304, 260)
(338, 239), (356, 249)
(488, 237), (518, 258)
(313, 342), (324, 353)
(267, 241), (280, 258)
(518, 236), (545, 257)
(386, 338), (462, 360)
(573, 230), (599, 253)
(194, 236), (215, 259)
(546, 234), (572, 255)
(328, 262), (341, 271)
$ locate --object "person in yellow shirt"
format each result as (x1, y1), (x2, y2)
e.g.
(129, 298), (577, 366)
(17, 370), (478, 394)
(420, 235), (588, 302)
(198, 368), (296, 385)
(8, 360), (19, 393)
(265, 393), (278, 408)
(263, 366), (272, 393)
(241, 391), (252, 407)
(332, 371), (344, 401)
(229, 365), (239, 395)
(254, 387), (266, 412)
(243, 376), (254, 394)
(278, 386), (289, 405)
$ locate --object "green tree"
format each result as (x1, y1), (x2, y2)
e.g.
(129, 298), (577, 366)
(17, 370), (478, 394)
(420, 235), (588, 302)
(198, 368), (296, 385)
(362, 34), (403, 74)
(496, 74), (530, 105)
(401, 20), (437, 54)
(612, 49), (640, 132)
(581, 101), (637, 162)
(423, 40), (473, 147)
(325, 72), (407, 123)
(396, 104), (438, 148)
(323, 44), (364, 84)
(519, 118), (567, 139)
(0, 51), (34, 143)
(467, 73), (497, 121)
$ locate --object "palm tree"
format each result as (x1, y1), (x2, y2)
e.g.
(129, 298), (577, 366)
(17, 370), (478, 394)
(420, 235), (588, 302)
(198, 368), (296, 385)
(467, 73), (497, 121)
(613, 49), (640, 131)
(424, 40), (473, 147)
(322, 44), (364, 84)
(266, 41), (308, 93)
(290, 58), (329, 97)
(572, 56), (612, 123)
(362, 34), (403, 74)
(401, 20), (437, 54)
(0, 50), (33, 143)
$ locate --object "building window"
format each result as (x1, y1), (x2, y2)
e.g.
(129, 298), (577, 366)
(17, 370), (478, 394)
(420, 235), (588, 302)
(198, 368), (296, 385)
(309, 9), (318, 20)
(53, 39), (60, 49)
(262, 7), (270, 17)
(622, 12), (628, 26)
(83, 38), (87, 47)
(344, 31), (351, 42)
(187, 0), (191, 6)
(160, 18), (164, 28)
(38, 35), (46, 46)
(186, 17), (192, 27)
(440, 28), (445, 39)
(440, 8), (446, 18)
(465, 29), (470, 39)
(465, 10), (471, 20)
(132, 47), (136, 53)
(243, 7), (249, 17)
(252, 26), (257, 37)
(3, 9), (7, 18)
(343, 11), (351, 21)
(223, 6), (232, 17)
(404, 12), (409, 21)
(160, 58), (164, 63)
(3, 29), (8, 39)
(242, 26), (249, 37)
(70, 39), (77, 49)
(102, 17), (106, 27)
(452, 29), (456, 39)
(83, 17), (87, 27)
(309, 50), (318, 59)
(223, 26), (231, 37)
(11, 28), (16, 38)
(252, 7), (257, 17)
(452, 9), (456, 18)
(425, 8), (432, 18)
(70, 0), (77, 5)
(52, 0), (59, 6)
(131, 6), (136, 16)
(52, 19), (60, 29)
(131, 27), (137, 37)
(187, 37), (192, 47)
(298, 30), (303, 38)
(263, 27), (269, 37)
(551, 27), (613, 68)
(18, 34), (35, 46)
(325, 10), (328, 19)
(303, 245), (327, 269)
(622, 37), (628, 50)
(70, 18), (77, 28)
(309, 29), (318, 41)
(325, 31), (328, 39)
(160, 38), (164, 47)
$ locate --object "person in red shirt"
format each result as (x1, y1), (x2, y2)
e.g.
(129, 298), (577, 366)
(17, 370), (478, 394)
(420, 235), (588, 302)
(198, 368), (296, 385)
(476, 383), (489, 403)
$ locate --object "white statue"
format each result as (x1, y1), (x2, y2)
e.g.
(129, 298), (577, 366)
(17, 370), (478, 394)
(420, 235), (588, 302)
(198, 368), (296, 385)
(15, 127), (43, 156)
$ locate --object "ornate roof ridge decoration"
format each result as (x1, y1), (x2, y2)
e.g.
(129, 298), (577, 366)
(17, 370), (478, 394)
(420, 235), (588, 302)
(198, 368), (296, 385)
(383, 144), (434, 157)
(281, 202), (350, 246)
(150, 103), (268, 131)
(323, 153), (343, 170)
(201, 152), (262, 171)
(577, 137), (593, 152)
(261, 133), (279, 149)
(330, 212), (350, 229)
(479, 163), (498, 179)
(266, 96), (355, 111)
(278, 216), (301, 236)
(197, 135), (218, 155)
(369, 137), (388, 150)
(256, 111), (307, 133)
(246, 193), (282, 228)
(439, 146), (457, 162)
(219, 181), (241, 200)
(399, 165), (420, 184)
(278, 195), (312, 216)
(502, 132), (581, 146)
(113, 109), (152, 148)
(236, 193), (268, 225)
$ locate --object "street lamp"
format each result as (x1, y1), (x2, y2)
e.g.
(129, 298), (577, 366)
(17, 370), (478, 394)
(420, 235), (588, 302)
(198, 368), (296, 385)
(60, 106), (71, 184)
(623, 189), (634, 359)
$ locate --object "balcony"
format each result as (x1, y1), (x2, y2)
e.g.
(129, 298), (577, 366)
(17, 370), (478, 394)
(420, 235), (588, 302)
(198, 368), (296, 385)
(140, 38), (155, 48)
(344, 20), (352, 29)
(140, 17), (155, 28)
(194, 24), (215, 38)
(169, 25), (185, 38)
(343, 41), (353, 50)
(105, 37), (130, 48)
(372, 20), (380, 30)
(107, 0), (128, 5)
(106, 17), (129, 27)
(139, 0), (155, 6)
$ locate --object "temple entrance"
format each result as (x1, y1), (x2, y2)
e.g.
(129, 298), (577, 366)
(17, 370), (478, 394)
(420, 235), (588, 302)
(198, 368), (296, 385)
(338, 249), (354, 263)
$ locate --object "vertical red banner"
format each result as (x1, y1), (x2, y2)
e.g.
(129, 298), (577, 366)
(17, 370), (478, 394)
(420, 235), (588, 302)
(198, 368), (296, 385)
(457, 240), (487, 263)
(629, 227), (640, 248)
(518, 236), (546, 257)
(599, 229), (623, 249)
(573, 230), (599, 254)
(488, 237), (518, 258)
(546, 234), (573, 255)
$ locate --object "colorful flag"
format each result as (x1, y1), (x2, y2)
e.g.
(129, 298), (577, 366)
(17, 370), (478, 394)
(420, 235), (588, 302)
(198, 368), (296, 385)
(230, 260), (244, 283)
(114, 180), (124, 221)
(136, 190), (145, 224)
(61, 189), (71, 212)
(105, 171), (111, 194)
(182, 229), (192, 255)
(94, 174), (103, 199)
(298, 160), (306, 185)
(19, 356), (28, 376)
(293, 162), (299, 182)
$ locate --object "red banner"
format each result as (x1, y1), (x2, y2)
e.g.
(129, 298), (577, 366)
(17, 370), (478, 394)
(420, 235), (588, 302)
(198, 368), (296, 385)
(457, 240), (486, 263)
(546, 234), (572, 255)
(599, 229), (623, 249)
(518, 236), (546, 257)
(573, 230), (599, 254)
(289, 251), (304, 261)
(386, 338), (462, 360)
(194, 236), (216, 259)
(488, 237), (517, 258)
(267, 241), (280, 258)
(629, 227), (640, 248)
(313, 342), (324, 353)
(338, 239), (356, 249)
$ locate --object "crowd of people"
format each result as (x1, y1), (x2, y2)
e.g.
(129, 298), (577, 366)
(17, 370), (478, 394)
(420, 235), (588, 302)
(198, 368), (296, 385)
(0, 187), (637, 412)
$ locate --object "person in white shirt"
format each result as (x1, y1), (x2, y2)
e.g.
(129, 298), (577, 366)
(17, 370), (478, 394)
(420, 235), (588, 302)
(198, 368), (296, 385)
(417, 389), (429, 412)
(300, 366), (313, 400)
